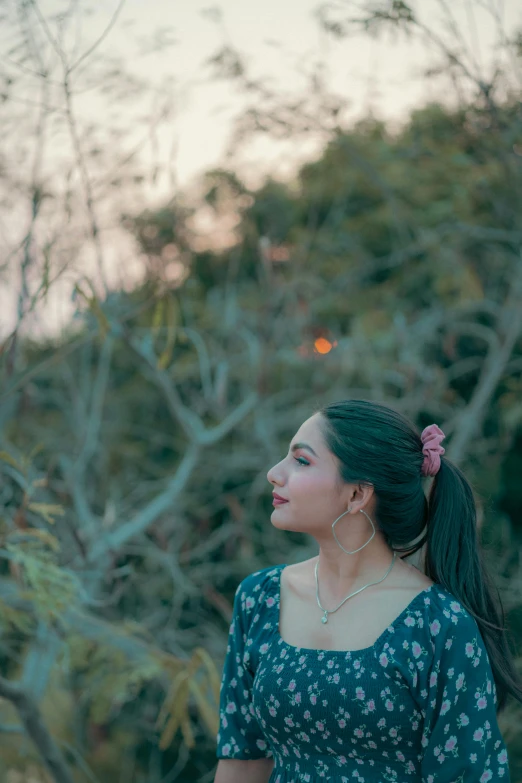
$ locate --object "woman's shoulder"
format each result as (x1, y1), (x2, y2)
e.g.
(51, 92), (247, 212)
(424, 583), (476, 620)
(411, 585), (496, 696)
(412, 582), (483, 648)
(381, 583), (488, 691)
(382, 580), (481, 654)
(235, 563), (285, 607)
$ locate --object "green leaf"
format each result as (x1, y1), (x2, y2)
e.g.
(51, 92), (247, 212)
(28, 503), (65, 525)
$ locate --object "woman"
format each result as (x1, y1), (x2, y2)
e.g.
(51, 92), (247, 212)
(214, 400), (520, 782)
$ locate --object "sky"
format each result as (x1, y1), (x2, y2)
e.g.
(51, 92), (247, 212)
(1, 0), (521, 336)
(97, 0), (522, 190)
(72, 0), (522, 193)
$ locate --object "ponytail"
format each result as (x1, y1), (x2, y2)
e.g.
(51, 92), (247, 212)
(425, 457), (522, 711)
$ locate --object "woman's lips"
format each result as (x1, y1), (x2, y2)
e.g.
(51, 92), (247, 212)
(273, 498), (289, 505)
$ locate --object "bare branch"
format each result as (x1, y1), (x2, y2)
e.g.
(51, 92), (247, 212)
(0, 675), (74, 783)
(28, 0), (109, 292)
(123, 326), (259, 444)
(69, 0), (127, 74)
(87, 440), (200, 561)
(448, 261), (522, 463)
(60, 335), (114, 536)
(21, 622), (64, 704)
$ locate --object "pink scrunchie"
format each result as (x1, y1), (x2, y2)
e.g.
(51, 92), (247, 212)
(421, 423), (446, 477)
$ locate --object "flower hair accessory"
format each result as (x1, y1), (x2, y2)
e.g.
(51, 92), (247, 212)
(421, 423), (446, 477)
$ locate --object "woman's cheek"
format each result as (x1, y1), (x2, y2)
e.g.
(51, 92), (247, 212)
(291, 472), (314, 492)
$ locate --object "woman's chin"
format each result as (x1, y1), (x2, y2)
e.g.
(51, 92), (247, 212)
(270, 514), (299, 532)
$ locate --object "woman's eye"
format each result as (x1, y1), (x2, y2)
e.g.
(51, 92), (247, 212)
(294, 456), (309, 466)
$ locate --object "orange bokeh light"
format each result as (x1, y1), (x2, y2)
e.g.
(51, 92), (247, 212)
(314, 338), (333, 354)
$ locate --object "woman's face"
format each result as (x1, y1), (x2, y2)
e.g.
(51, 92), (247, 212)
(266, 413), (349, 536)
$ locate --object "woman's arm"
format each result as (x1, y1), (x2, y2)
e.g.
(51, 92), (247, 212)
(214, 758), (274, 783)
(419, 608), (510, 779)
(216, 574), (274, 771)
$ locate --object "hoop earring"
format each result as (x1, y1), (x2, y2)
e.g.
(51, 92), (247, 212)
(332, 508), (376, 555)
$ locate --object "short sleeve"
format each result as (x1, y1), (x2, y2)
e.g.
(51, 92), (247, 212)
(420, 603), (510, 782)
(216, 577), (273, 760)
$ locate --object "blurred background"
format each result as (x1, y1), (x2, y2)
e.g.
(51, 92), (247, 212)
(1, 0), (522, 780)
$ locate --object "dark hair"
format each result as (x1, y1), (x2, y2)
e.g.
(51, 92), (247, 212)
(316, 398), (522, 712)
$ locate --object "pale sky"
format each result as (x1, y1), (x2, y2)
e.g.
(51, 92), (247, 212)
(1, 0), (521, 336)
(97, 0), (522, 190)
(72, 0), (522, 192)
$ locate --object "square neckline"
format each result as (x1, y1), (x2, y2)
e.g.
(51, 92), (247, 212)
(273, 562), (436, 655)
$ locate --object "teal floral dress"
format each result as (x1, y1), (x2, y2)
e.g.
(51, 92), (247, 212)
(216, 564), (511, 782)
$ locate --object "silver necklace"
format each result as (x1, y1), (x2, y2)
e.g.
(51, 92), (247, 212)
(315, 551), (397, 624)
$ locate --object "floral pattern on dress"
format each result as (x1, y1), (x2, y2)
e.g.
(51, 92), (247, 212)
(216, 564), (511, 782)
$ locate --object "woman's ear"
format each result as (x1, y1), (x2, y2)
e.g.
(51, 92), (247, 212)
(348, 483), (375, 513)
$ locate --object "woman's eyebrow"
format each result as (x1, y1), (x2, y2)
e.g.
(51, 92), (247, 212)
(290, 442), (318, 457)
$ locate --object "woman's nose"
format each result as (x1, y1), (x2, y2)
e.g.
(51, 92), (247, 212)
(267, 456), (287, 484)
(267, 466), (281, 484)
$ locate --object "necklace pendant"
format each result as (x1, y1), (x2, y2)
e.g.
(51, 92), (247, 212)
(321, 612), (328, 624)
